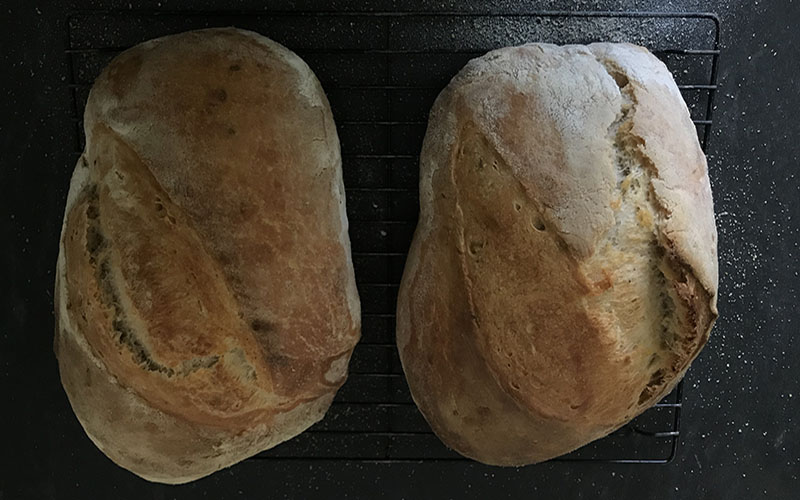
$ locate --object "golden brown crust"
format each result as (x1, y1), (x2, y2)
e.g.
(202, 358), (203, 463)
(55, 28), (359, 482)
(397, 43), (718, 465)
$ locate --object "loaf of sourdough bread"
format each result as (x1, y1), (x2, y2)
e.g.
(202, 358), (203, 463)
(55, 28), (360, 483)
(397, 43), (718, 465)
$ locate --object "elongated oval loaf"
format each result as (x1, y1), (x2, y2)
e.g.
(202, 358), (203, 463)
(55, 28), (360, 483)
(397, 43), (718, 465)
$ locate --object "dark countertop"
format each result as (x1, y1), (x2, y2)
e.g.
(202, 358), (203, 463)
(1, 1), (797, 498)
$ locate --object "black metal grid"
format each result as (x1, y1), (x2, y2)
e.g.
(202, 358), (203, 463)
(65, 9), (720, 464)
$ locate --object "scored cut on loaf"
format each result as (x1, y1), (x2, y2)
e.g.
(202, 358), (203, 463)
(54, 28), (360, 483)
(397, 42), (718, 465)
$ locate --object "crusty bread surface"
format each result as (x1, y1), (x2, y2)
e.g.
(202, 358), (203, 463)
(396, 42), (718, 465)
(55, 27), (360, 483)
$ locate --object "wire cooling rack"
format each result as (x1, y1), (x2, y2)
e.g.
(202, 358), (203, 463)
(65, 8), (720, 464)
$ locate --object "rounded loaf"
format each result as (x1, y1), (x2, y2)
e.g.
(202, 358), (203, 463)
(397, 43), (718, 465)
(54, 28), (360, 483)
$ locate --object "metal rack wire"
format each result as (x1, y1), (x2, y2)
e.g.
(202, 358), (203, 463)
(65, 8), (720, 464)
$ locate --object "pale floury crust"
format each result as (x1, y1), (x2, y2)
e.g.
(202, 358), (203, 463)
(397, 43), (718, 465)
(55, 28), (360, 483)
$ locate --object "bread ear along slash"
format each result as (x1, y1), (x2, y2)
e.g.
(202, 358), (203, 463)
(396, 43), (718, 465)
(54, 28), (360, 483)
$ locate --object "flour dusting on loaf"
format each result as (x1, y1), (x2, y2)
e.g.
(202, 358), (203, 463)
(397, 43), (718, 465)
(55, 28), (360, 483)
